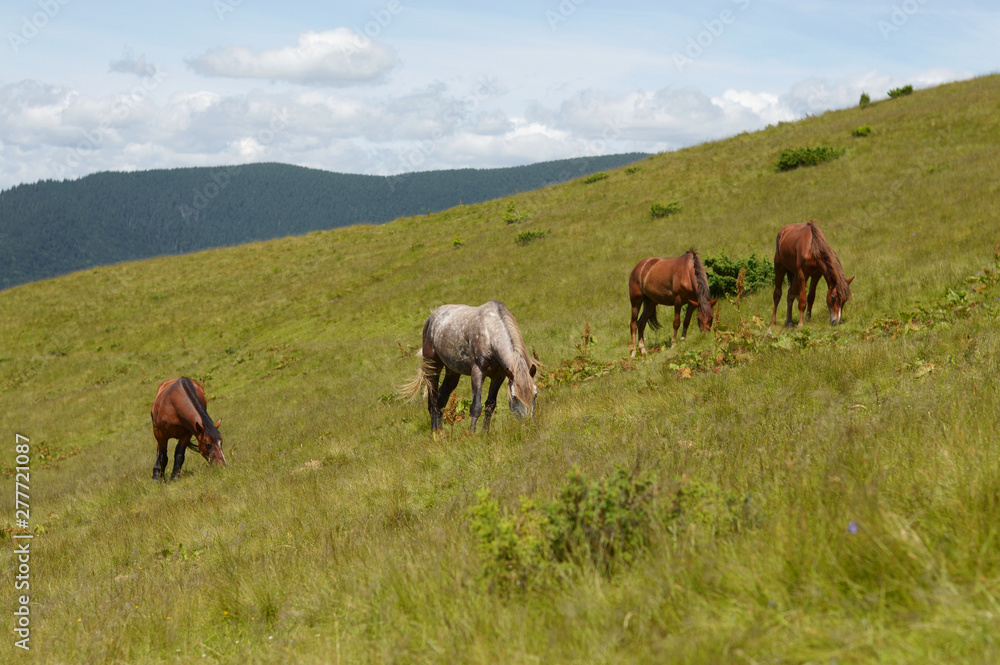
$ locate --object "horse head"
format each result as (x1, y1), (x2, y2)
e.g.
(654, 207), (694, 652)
(688, 297), (720, 331)
(507, 362), (538, 419)
(194, 419), (227, 467)
(827, 276), (854, 325)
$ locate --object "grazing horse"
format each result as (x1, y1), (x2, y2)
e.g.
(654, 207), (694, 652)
(403, 300), (538, 433)
(150, 377), (226, 480)
(770, 220), (854, 327)
(629, 249), (718, 357)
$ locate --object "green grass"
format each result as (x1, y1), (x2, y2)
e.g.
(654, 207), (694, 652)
(3, 74), (1000, 664)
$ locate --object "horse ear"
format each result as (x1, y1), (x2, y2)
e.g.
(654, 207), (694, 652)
(688, 299), (699, 308)
(847, 276), (855, 284)
(710, 297), (719, 307)
(215, 419), (222, 429)
(194, 421), (204, 436)
(529, 364), (537, 378)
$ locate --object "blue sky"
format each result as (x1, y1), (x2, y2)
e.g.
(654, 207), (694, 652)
(0, 0), (995, 189)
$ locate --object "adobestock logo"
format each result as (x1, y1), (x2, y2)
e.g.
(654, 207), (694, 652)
(672, 0), (752, 73)
(7, 0), (72, 53)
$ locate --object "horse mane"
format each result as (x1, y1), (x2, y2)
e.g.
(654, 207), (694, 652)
(688, 249), (713, 317)
(179, 377), (221, 442)
(807, 221), (850, 297)
(491, 301), (538, 373)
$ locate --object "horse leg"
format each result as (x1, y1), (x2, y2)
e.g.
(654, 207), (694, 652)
(771, 262), (786, 326)
(468, 366), (485, 433)
(635, 301), (654, 355)
(796, 271), (809, 327)
(785, 274), (800, 327)
(681, 303), (695, 340)
(435, 370), (461, 431)
(482, 376), (504, 433)
(672, 304), (682, 345)
(805, 274), (821, 322)
(152, 435), (169, 481)
(425, 360), (444, 430)
(171, 438), (189, 480)
(629, 295), (643, 357)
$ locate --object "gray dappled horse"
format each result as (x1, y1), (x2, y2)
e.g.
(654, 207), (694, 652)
(403, 301), (538, 432)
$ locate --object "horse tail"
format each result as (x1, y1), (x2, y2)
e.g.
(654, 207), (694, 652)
(401, 317), (436, 401)
(645, 301), (662, 330)
(400, 353), (435, 401)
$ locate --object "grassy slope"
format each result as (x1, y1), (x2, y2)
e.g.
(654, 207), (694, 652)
(2, 75), (1000, 664)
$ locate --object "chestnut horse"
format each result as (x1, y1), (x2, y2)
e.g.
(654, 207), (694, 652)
(402, 300), (538, 433)
(629, 250), (717, 357)
(770, 221), (853, 327)
(150, 377), (226, 480)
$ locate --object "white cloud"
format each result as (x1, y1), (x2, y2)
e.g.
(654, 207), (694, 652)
(0, 67), (978, 190)
(187, 29), (399, 86)
(109, 49), (158, 77)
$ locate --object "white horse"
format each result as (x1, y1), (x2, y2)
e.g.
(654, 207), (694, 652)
(403, 300), (538, 432)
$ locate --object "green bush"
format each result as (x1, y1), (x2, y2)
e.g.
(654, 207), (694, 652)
(776, 146), (845, 171)
(859, 91), (871, 107)
(852, 125), (872, 137)
(888, 84), (913, 98)
(650, 201), (681, 218)
(502, 200), (526, 224)
(703, 252), (774, 298)
(468, 468), (749, 595)
(514, 229), (548, 245)
(583, 172), (609, 184)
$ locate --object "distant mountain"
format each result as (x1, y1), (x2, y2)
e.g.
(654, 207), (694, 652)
(0, 154), (647, 290)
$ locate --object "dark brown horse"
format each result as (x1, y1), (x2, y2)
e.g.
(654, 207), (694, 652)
(150, 377), (226, 480)
(629, 250), (718, 357)
(402, 300), (538, 433)
(770, 220), (854, 327)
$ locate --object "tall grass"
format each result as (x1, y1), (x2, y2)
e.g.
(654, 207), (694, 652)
(2, 75), (1000, 664)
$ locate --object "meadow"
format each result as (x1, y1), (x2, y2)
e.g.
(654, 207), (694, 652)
(2, 74), (1000, 664)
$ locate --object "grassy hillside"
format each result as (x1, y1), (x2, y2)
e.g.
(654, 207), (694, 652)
(2, 75), (999, 664)
(0, 154), (647, 291)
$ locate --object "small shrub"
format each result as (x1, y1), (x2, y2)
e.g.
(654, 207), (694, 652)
(650, 201), (681, 218)
(887, 84), (913, 98)
(776, 146), (845, 172)
(514, 229), (548, 245)
(468, 469), (750, 595)
(502, 200), (526, 224)
(583, 172), (609, 184)
(703, 252), (774, 298)
(859, 91), (871, 107)
(625, 166), (642, 175)
(452, 235), (464, 247)
(468, 468), (657, 594)
(851, 125), (872, 137)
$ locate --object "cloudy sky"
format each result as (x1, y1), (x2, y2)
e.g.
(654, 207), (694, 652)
(0, 0), (995, 190)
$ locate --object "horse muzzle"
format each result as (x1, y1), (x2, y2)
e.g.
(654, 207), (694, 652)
(509, 398), (534, 419)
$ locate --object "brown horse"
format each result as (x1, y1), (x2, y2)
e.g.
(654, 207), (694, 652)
(629, 250), (718, 357)
(770, 220), (854, 327)
(150, 377), (226, 480)
(402, 300), (538, 433)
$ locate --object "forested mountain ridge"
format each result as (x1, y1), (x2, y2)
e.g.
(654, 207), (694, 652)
(0, 154), (646, 290)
